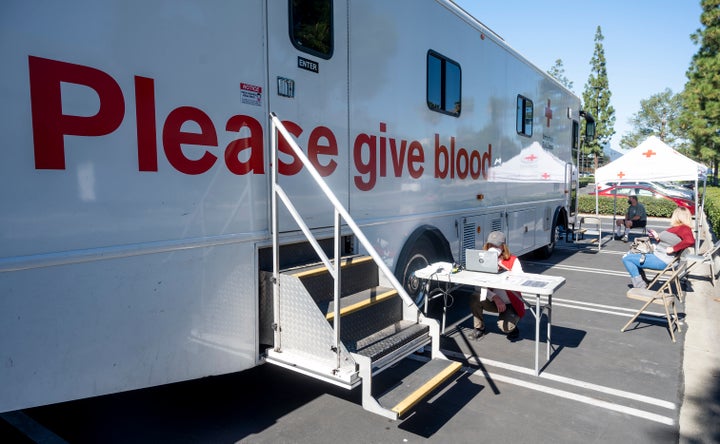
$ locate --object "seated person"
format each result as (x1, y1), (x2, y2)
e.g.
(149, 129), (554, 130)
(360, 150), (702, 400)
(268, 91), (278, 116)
(469, 231), (526, 341)
(621, 207), (695, 289)
(615, 195), (647, 242)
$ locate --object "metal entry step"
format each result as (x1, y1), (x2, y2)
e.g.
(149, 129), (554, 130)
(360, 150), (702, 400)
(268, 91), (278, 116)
(376, 358), (463, 417)
(354, 351), (463, 420)
(262, 253), (460, 419)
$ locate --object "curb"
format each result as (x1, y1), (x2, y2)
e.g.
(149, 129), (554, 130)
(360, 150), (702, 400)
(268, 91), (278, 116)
(678, 213), (720, 443)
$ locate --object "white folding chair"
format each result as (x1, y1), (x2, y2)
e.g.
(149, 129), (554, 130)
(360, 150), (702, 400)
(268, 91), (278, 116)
(684, 240), (720, 287)
(622, 260), (687, 342)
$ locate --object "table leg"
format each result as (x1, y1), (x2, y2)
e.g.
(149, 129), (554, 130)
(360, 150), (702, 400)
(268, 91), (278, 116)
(546, 293), (552, 360)
(442, 302), (447, 333)
(423, 281), (429, 314)
(535, 294), (540, 376)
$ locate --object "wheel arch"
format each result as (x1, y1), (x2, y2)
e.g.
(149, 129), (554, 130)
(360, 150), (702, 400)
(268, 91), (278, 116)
(536, 205), (568, 259)
(394, 224), (453, 276)
(555, 205), (569, 231)
(392, 225), (453, 301)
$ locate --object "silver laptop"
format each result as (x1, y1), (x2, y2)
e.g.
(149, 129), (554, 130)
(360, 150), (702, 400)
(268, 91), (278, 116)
(464, 249), (500, 273)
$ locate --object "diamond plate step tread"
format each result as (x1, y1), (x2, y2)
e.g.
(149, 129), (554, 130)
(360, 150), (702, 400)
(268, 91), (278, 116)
(376, 358), (463, 417)
(322, 286), (398, 321)
(353, 321), (429, 361)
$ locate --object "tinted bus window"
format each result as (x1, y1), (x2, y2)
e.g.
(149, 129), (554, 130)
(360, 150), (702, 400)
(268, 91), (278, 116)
(516, 95), (533, 136)
(427, 51), (461, 117)
(290, 0), (333, 59)
(572, 120), (579, 149)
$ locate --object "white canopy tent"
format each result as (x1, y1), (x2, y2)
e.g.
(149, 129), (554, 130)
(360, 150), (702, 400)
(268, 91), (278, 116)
(594, 135), (707, 249)
(489, 141), (569, 183)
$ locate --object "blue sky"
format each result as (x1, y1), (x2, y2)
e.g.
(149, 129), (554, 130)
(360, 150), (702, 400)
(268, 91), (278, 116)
(453, 0), (703, 149)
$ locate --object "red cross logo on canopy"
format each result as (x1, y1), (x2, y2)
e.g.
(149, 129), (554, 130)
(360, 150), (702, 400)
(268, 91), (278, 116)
(642, 149), (657, 158)
(616, 171), (626, 179)
(525, 154), (538, 162)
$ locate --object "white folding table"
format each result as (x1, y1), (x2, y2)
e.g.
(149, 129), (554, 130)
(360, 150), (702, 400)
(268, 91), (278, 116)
(414, 263), (565, 376)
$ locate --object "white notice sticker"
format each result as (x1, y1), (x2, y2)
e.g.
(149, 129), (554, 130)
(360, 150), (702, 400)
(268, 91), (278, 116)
(240, 82), (262, 106)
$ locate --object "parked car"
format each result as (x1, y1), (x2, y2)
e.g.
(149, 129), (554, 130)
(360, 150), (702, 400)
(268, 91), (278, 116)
(590, 184), (696, 215)
(658, 181), (697, 197)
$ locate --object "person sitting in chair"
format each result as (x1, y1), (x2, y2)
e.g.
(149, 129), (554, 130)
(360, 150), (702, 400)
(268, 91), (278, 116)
(621, 207), (695, 289)
(469, 231), (526, 341)
(615, 195), (647, 242)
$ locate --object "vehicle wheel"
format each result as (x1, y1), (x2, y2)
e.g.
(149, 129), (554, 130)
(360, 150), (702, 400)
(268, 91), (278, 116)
(536, 222), (560, 259)
(397, 236), (441, 306)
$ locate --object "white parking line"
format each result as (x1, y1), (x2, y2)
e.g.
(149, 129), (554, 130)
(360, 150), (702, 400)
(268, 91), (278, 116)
(552, 300), (669, 318)
(466, 365), (676, 426)
(525, 261), (628, 276)
(439, 350), (676, 426)
(449, 295), (668, 320)
(556, 245), (628, 256)
(441, 349), (675, 409)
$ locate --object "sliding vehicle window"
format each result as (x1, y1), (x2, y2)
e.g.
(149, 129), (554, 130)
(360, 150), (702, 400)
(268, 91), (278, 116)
(427, 50), (461, 117)
(572, 120), (579, 149)
(516, 95), (533, 136)
(290, 0), (333, 59)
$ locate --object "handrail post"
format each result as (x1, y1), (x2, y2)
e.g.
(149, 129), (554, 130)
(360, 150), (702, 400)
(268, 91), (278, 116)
(333, 208), (342, 369)
(270, 114), (281, 352)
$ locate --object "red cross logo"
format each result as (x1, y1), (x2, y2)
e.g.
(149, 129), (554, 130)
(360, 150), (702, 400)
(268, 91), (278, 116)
(541, 172), (550, 180)
(617, 171), (626, 179)
(525, 154), (538, 162)
(545, 99), (552, 127)
(642, 149), (657, 158)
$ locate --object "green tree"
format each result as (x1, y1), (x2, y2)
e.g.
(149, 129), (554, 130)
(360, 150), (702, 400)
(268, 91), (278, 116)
(681, 0), (720, 180)
(620, 88), (686, 150)
(582, 26), (616, 170)
(547, 59), (574, 91)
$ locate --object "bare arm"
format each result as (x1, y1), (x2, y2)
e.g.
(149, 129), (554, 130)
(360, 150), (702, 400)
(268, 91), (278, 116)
(492, 294), (506, 313)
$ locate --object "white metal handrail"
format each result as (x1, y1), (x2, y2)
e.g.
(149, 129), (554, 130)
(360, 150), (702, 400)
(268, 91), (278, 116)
(269, 113), (417, 368)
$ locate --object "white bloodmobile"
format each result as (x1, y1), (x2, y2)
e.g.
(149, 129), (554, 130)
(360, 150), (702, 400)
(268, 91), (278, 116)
(1, 0), (594, 417)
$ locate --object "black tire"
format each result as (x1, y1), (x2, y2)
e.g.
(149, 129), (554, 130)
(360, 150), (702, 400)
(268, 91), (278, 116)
(397, 236), (441, 305)
(536, 221), (560, 259)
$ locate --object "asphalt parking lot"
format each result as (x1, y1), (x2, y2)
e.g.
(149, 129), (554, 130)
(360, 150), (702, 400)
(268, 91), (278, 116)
(2, 215), (719, 443)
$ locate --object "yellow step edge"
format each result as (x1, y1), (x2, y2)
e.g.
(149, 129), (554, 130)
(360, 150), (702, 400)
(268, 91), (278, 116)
(326, 289), (398, 321)
(291, 256), (374, 279)
(391, 361), (463, 417)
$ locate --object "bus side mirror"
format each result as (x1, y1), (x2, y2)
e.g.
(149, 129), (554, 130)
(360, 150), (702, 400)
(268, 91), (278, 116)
(585, 121), (596, 141)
